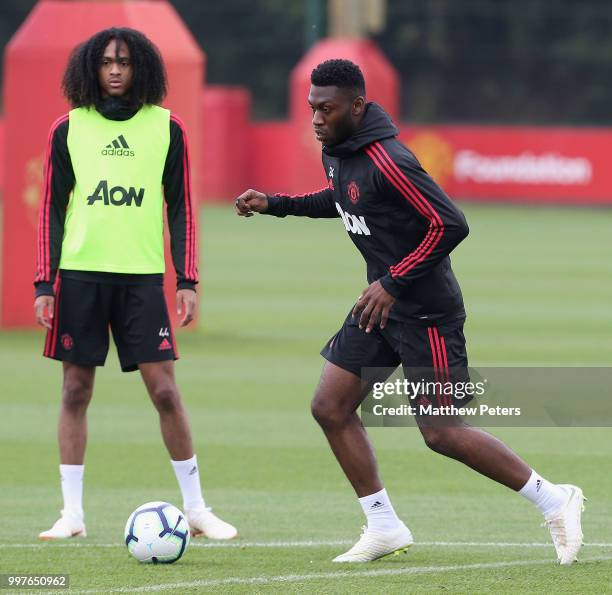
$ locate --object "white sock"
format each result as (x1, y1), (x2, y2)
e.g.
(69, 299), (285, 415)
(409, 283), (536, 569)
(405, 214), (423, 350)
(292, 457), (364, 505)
(59, 464), (84, 520)
(171, 455), (206, 511)
(358, 488), (402, 532)
(519, 470), (568, 517)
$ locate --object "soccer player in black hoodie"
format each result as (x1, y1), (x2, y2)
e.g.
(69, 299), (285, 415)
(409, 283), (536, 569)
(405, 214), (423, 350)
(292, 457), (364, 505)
(235, 59), (584, 564)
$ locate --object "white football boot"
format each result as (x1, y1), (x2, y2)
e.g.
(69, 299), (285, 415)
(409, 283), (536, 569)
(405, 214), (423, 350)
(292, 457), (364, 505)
(185, 507), (238, 540)
(333, 522), (413, 563)
(39, 510), (86, 540)
(543, 484), (586, 565)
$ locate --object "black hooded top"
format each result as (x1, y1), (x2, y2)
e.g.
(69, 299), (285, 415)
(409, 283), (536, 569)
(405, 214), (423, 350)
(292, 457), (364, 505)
(264, 102), (469, 324)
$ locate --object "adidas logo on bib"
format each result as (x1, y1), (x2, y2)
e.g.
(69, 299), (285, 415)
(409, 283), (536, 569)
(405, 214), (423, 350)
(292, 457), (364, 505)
(101, 134), (135, 157)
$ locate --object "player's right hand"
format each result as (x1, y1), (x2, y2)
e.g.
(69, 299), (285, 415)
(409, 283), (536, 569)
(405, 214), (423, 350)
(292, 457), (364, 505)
(34, 295), (55, 329)
(234, 189), (268, 217)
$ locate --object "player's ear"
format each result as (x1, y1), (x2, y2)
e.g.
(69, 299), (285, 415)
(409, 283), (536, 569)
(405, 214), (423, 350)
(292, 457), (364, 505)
(352, 96), (366, 116)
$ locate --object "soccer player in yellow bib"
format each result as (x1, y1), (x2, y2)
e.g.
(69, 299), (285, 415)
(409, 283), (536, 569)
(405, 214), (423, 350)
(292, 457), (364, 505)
(34, 28), (237, 541)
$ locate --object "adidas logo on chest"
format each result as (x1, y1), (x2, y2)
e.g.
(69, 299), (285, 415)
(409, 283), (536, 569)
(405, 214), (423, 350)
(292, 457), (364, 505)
(101, 134), (134, 157)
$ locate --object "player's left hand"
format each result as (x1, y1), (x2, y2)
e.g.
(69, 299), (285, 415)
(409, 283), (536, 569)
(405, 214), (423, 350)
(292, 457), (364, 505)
(352, 281), (395, 333)
(177, 289), (197, 327)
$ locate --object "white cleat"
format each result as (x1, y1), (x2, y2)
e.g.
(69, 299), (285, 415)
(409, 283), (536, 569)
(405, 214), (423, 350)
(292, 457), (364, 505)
(332, 523), (413, 563)
(39, 511), (86, 540)
(185, 507), (238, 540)
(543, 484), (586, 565)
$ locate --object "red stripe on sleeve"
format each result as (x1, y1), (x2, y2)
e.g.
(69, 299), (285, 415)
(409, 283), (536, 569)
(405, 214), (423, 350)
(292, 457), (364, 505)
(374, 142), (444, 276)
(365, 142), (445, 278)
(170, 114), (197, 282)
(36, 115), (68, 283)
(365, 145), (429, 217)
(373, 142), (444, 276)
(390, 225), (441, 275)
(365, 148), (442, 276)
(274, 186), (329, 199)
(365, 145), (442, 275)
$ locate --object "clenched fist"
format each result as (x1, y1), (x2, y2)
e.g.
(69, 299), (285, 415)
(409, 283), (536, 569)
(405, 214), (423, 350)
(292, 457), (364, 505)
(234, 189), (268, 217)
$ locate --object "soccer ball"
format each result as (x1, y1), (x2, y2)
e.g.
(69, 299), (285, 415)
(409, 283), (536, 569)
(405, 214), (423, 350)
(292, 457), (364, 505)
(124, 501), (190, 564)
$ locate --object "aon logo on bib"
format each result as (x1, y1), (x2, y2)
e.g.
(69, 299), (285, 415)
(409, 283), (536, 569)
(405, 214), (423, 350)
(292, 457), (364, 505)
(336, 202), (371, 236)
(87, 180), (145, 207)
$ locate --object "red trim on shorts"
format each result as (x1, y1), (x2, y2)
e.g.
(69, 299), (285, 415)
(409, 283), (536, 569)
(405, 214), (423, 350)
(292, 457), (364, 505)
(436, 329), (451, 406)
(427, 327), (441, 406)
(429, 326), (452, 406)
(45, 276), (62, 358)
(163, 294), (179, 359)
(427, 327), (439, 377)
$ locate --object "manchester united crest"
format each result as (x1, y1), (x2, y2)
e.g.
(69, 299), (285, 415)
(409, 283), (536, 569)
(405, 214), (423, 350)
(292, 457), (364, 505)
(347, 181), (360, 204)
(61, 334), (74, 351)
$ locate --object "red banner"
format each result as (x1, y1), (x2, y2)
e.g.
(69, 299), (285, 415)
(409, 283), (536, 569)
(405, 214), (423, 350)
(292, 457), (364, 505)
(401, 125), (610, 204)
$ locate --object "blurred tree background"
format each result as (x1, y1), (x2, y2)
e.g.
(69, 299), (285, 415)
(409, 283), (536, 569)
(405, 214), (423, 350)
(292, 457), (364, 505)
(2, 0), (611, 123)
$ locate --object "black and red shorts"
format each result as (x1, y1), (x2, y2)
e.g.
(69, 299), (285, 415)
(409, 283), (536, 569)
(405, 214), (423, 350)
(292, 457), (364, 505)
(320, 308), (470, 407)
(44, 275), (178, 372)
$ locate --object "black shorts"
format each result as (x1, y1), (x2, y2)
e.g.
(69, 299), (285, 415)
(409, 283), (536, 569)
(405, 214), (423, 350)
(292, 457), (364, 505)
(44, 276), (178, 372)
(321, 309), (469, 407)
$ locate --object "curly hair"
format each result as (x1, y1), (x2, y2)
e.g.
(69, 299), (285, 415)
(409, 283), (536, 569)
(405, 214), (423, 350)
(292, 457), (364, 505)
(62, 27), (167, 108)
(310, 59), (365, 97)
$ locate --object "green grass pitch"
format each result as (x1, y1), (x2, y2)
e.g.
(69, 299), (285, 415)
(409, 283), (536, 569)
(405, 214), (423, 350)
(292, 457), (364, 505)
(1, 203), (611, 593)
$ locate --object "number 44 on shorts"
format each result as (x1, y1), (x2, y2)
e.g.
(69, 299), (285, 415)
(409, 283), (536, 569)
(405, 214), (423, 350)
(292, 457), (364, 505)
(159, 327), (169, 337)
